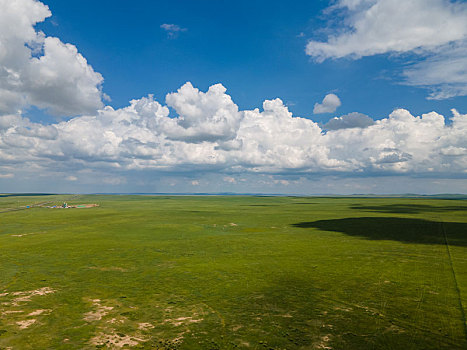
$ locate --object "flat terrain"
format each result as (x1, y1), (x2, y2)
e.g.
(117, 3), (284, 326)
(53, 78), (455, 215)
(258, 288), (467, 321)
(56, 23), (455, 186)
(0, 195), (466, 349)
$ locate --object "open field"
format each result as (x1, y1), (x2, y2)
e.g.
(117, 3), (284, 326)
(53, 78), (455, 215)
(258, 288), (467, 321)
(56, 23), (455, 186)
(0, 195), (466, 349)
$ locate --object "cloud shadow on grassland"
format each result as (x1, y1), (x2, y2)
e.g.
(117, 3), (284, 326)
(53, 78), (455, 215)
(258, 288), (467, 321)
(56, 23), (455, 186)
(350, 204), (467, 214)
(292, 217), (467, 246)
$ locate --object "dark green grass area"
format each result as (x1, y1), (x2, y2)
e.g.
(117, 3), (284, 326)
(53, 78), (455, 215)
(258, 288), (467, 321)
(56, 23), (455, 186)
(0, 195), (466, 349)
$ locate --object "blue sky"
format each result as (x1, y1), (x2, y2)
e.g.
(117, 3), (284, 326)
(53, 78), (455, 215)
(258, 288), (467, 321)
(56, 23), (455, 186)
(0, 0), (466, 194)
(33, 0), (466, 122)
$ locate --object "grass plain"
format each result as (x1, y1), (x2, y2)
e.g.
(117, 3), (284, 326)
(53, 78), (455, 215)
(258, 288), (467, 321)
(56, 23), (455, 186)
(0, 194), (466, 349)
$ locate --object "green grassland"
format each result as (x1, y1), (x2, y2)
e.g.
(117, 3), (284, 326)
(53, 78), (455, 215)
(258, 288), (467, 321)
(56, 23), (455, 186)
(0, 195), (466, 349)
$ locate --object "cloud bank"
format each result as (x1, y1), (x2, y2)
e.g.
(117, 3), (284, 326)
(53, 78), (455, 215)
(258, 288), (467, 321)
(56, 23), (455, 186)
(1, 82), (466, 181)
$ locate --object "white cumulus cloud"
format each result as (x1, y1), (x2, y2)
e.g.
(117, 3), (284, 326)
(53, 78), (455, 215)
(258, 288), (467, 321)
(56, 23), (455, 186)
(313, 94), (341, 114)
(165, 82), (242, 143)
(306, 0), (467, 60)
(306, 0), (467, 99)
(0, 0), (104, 116)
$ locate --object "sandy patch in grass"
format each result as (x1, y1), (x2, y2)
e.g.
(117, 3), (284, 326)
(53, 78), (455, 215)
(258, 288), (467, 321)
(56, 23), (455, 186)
(12, 287), (55, 297)
(84, 299), (113, 322)
(107, 317), (126, 325)
(138, 322), (154, 331)
(88, 266), (129, 272)
(28, 309), (51, 316)
(2, 310), (24, 315)
(2, 290), (54, 330)
(171, 333), (186, 344)
(16, 319), (36, 329)
(333, 306), (352, 312)
(164, 316), (203, 327)
(11, 231), (47, 237)
(90, 332), (145, 348)
(10, 287), (55, 306)
(384, 324), (405, 334)
(314, 334), (332, 349)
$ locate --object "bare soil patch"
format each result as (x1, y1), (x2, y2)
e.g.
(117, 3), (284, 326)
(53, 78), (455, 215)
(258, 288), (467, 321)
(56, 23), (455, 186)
(28, 309), (51, 316)
(16, 319), (36, 329)
(10, 287), (55, 306)
(11, 231), (47, 237)
(138, 322), (154, 331)
(88, 266), (129, 272)
(164, 315), (203, 327)
(90, 332), (145, 348)
(84, 299), (114, 322)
